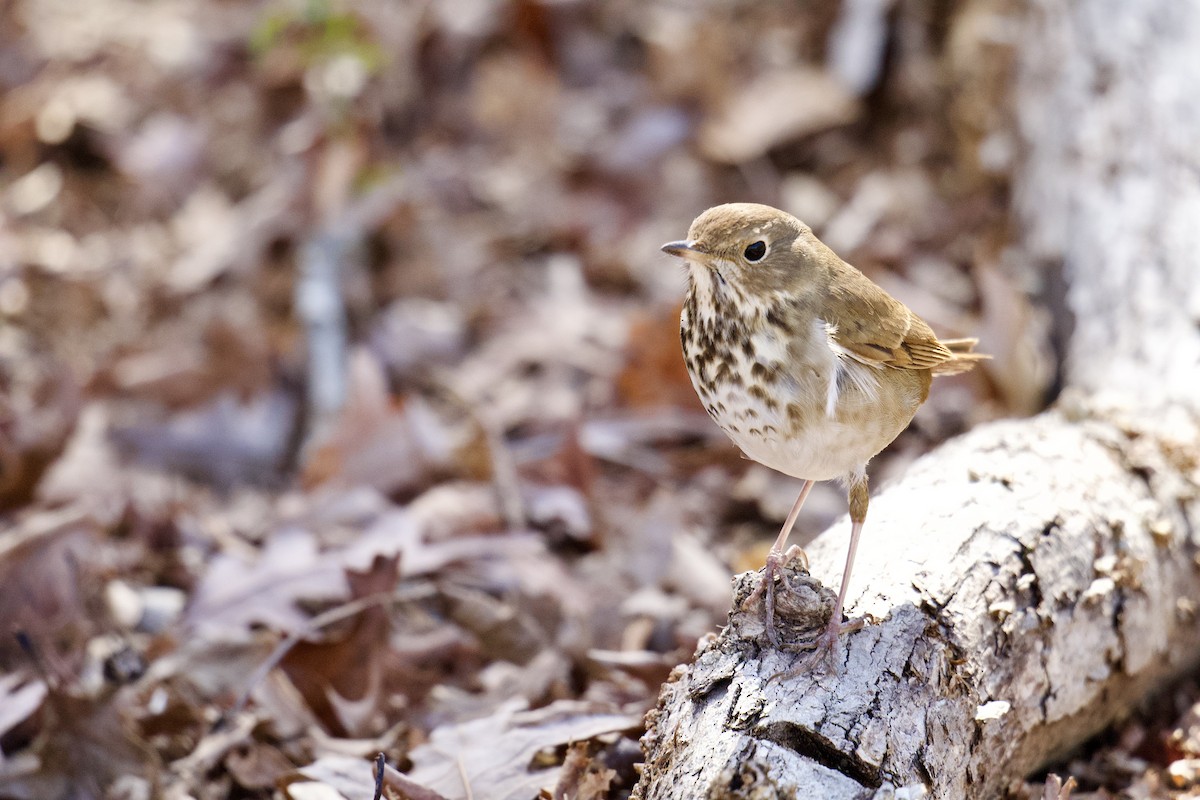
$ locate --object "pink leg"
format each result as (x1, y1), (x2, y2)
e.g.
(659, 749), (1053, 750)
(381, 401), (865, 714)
(811, 475), (869, 666)
(744, 479), (814, 646)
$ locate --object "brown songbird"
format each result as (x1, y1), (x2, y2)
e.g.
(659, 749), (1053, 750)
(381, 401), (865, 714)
(662, 203), (986, 661)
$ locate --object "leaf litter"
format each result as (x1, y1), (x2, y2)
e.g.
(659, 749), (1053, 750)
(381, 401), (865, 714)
(0, 0), (1183, 798)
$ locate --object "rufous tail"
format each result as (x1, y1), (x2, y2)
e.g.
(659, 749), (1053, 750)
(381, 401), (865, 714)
(932, 337), (990, 376)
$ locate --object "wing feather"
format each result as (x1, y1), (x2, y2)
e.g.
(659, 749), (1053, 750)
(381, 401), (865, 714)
(821, 261), (985, 374)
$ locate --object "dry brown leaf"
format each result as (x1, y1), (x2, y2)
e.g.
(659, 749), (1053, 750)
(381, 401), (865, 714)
(280, 555), (399, 737)
(549, 741), (616, 800)
(0, 673), (46, 743)
(225, 740), (295, 790)
(288, 755), (448, 800)
(187, 526), (347, 637)
(698, 67), (861, 163)
(171, 710), (259, 785)
(301, 350), (461, 494)
(0, 511), (101, 677)
(33, 404), (124, 512)
(110, 390), (297, 488)
(405, 699), (641, 800)
(0, 359), (79, 511)
(974, 260), (1054, 415)
(346, 501), (549, 583)
(614, 307), (702, 412)
(1042, 773), (1078, 799)
(0, 686), (159, 799)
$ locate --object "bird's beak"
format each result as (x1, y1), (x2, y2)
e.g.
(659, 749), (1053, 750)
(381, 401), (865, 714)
(661, 240), (704, 258)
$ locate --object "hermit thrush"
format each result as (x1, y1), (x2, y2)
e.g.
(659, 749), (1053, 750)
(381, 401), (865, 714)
(662, 203), (986, 661)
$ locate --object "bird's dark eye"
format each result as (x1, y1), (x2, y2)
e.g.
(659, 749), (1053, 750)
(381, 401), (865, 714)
(743, 241), (767, 262)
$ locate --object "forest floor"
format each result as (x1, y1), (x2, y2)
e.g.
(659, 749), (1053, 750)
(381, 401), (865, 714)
(1, 1), (1197, 798)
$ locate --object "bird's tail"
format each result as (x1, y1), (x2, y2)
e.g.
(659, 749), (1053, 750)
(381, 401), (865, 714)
(932, 337), (990, 376)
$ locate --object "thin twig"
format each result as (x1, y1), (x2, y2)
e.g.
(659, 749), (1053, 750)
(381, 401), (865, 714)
(373, 753), (385, 800)
(379, 760), (451, 800)
(419, 381), (527, 531)
(456, 755), (474, 800)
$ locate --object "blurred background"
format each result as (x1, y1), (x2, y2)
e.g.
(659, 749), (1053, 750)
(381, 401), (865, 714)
(0, 0), (1086, 798)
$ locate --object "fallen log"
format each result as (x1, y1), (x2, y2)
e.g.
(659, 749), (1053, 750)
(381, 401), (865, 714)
(635, 399), (1200, 798)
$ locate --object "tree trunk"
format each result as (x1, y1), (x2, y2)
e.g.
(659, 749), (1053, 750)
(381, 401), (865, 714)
(634, 0), (1200, 796)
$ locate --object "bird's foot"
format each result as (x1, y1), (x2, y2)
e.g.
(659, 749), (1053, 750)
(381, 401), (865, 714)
(772, 613), (867, 679)
(741, 546), (809, 647)
(807, 614), (866, 670)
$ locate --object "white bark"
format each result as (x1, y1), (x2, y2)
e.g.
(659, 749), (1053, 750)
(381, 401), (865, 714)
(635, 403), (1200, 798)
(1016, 1), (1200, 401)
(634, 0), (1200, 796)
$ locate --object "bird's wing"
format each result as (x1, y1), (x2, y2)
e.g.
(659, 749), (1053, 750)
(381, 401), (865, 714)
(821, 265), (961, 372)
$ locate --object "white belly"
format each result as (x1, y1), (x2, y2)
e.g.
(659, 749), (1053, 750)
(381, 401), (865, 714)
(688, 317), (922, 482)
(725, 413), (891, 482)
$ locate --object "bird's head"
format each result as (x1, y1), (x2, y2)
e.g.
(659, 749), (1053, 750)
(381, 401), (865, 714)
(661, 203), (831, 300)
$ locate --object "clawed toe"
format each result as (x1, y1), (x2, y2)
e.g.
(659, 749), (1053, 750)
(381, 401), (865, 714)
(740, 549), (822, 649)
(809, 620), (845, 668)
(742, 552), (787, 647)
(768, 613), (867, 680)
(781, 544), (808, 572)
